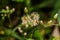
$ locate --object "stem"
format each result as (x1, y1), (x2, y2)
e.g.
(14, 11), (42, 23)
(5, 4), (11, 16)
(0, 16), (5, 27)
(8, 14), (12, 28)
(1, 16), (5, 22)
(12, 24), (22, 33)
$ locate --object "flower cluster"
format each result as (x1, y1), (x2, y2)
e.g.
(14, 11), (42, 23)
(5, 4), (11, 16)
(18, 27), (27, 36)
(21, 12), (40, 28)
(17, 7), (58, 38)
(0, 6), (15, 16)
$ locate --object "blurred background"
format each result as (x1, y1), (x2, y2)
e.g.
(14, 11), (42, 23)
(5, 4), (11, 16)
(0, 0), (60, 40)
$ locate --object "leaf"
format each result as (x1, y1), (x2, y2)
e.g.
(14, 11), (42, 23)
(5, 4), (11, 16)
(45, 28), (51, 34)
(12, 33), (25, 40)
(5, 29), (12, 35)
(34, 30), (43, 40)
(25, 0), (31, 6)
(49, 36), (54, 40)
(26, 38), (34, 40)
(13, 0), (24, 2)
(50, 0), (60, 19)
(58, 10), (60, 26)
(33, 0), (55, 9)
(54, 0), (60, 9)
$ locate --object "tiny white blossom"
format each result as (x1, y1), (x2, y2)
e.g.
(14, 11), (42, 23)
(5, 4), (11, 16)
(25, 24), (29, 28)
(24, 32), (27, 36)
(12, 8), (15, 11)
(18, 27), (21, 30)
(21, 16), (28, 25)
(6, 6), (9, 10)
(21, 12), (40, 27)
(31, 12), (40, 20)
(32, 20), (38, 26)
(33, 22), (38, 26)
(19, 30), (23, 33)
(40, 20), (43, 24)
(18, 27), (23, 33)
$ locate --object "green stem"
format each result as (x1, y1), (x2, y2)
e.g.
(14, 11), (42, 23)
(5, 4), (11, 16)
(0, 16), (5, 27)
(8, 14), (12, 28)
(12, 24), (22, 33)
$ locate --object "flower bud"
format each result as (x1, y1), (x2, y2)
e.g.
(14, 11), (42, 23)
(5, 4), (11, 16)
(54, 13), (58, 19)
(6, 6), (9, 10)
(1, 14), (4, 16)
(24, 32), (27, 36)
(0, 30), (5, 35)
(47, 20), (52, 25)
(19, 30), (23, 33)
(10, 8), (15, 13)
(40, 20), (43, 24)
(4, 14), (7, 16)
(25, 24), (29, 28)
(18, 27), (23, 33)
(12, 8), (15, 11)
(24, 7), (28, 13)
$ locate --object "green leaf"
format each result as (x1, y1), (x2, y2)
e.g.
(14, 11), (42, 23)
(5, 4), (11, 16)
(49, 36), (54, 40)
(54, 0), (60, 9)
(13, 0), (24, 2)
(50, 0), (60, 19)
(25, 0), (31, 6)
(12, 33), (25, 40)
(58, 10), (60, 26)
(5, 29), (12, 35)
(26, 38), (34, 40)
(33, 0), (55, 9)
(45, 28), (51, 34)
(34, 30), (43, 40)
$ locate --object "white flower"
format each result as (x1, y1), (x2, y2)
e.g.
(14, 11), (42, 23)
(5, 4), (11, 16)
(24, 32), (27, 36)
(31, 12), (40, 20)
(22, 20), (28, 25)
(19, 30), (23, 33)
(32, 20), (38, 26)
(6, 6), (9, 10)
(21, 16), (28, 25)
(21, 12), (40, 27)
(25, 24), (29, 28)
(33, 22), (38, 26)
(18, 27), (23, 33)
(40, 20), (43, 24)
(12, 8), (15, 11)
(18, 27), (21, 30)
